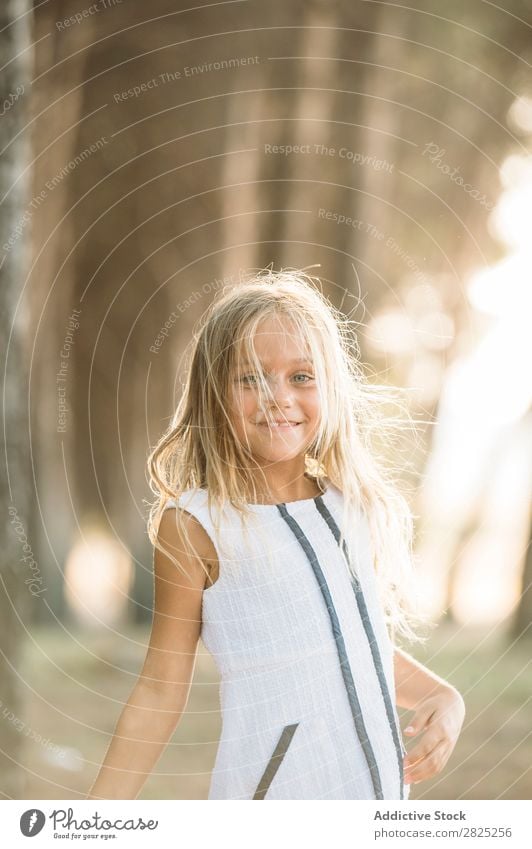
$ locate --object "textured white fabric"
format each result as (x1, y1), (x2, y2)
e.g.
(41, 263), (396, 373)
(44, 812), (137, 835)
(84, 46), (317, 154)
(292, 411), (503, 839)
(164, 480), (410, 800)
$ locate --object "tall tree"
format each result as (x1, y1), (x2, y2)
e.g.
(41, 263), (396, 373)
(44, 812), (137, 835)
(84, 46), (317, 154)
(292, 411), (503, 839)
(0, 0), (33, 798)
(512, 405), (532, 642)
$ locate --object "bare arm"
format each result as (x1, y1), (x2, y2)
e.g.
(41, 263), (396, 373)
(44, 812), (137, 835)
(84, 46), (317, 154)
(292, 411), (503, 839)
(86, 509), (217, 799)
(393, 646), (461, 709)
(393, 647), (465, 785)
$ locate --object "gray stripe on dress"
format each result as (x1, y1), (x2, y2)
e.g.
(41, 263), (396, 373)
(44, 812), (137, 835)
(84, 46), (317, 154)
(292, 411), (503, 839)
(314, 496), (406, 799)
(253, 722), (299, 800)
(277, 502), (384, 800)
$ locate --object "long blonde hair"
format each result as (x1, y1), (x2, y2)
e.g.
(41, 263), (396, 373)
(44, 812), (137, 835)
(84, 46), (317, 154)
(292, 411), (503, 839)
(147, 268), (431, 646)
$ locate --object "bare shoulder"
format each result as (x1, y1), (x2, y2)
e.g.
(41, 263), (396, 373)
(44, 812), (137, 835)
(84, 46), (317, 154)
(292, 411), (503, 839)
(138, 508), (218, 700)
(157, 506), (219, 588)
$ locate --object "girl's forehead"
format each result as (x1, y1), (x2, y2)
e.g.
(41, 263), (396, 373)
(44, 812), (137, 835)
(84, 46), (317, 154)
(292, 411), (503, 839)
(236, 317), (314, 358)
(235, 339), (314, 366)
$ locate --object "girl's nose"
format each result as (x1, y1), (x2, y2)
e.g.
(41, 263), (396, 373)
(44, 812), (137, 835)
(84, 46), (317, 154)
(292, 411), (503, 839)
(267, 377), (294, 405)
(265, 380), (292, 407)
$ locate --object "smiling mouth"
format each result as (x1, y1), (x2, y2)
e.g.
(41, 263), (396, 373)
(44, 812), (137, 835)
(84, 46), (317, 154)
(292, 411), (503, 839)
(257, 421), (302, 428)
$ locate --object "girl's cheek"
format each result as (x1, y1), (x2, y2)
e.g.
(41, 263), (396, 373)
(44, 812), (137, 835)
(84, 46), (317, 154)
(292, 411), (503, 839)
(228, 391), (245, 416)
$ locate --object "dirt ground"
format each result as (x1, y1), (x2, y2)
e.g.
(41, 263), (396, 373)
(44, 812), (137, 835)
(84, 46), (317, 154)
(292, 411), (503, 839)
(17, 618), (531, 800)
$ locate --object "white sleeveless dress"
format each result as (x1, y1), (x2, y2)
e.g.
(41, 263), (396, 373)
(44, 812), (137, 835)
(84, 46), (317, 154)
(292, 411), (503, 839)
(163, 479), (410, 800)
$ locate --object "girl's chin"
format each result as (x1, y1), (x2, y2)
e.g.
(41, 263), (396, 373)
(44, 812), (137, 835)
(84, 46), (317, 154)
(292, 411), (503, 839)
(255, 435), (307, 451)
(247, 444), (306, 462)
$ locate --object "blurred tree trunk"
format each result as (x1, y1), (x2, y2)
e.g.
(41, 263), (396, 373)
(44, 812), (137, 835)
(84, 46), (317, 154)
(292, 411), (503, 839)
(219, 6), (307, 276)
(28, 1), (99, 623)
(511, 407), (532, 642)
(280, 1), (342, 281)
(0, 0), (33, 798)
(356, 2), (409, 312)
(220, 66), (266, 279)
(512, 508), (532, 641)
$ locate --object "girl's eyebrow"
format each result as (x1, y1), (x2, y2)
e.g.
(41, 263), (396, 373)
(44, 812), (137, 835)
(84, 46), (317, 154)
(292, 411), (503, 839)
(239, 357), (313, 366)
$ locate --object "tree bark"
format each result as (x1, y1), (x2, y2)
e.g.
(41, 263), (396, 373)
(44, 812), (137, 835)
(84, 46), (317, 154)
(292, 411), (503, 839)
(0, 0), (33, 799)
(511, 407), (532, 642)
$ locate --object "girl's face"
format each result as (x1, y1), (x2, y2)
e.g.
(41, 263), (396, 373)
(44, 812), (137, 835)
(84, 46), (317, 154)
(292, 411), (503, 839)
(229, 316), (321, 466)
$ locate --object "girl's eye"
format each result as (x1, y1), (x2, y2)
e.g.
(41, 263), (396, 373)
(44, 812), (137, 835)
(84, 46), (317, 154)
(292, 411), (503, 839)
(238, 373), (314, 385)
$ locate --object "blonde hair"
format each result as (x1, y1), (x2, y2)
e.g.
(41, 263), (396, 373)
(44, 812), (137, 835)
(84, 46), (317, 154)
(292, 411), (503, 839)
(147, 268), (431, 647)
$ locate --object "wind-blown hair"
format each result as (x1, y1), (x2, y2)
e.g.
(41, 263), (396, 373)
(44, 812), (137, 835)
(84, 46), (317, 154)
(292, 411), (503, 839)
(147, 268), (431, 646)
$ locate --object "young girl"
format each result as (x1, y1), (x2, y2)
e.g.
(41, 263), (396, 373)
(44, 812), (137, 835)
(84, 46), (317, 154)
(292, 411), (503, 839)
(87, 268), (465, 801)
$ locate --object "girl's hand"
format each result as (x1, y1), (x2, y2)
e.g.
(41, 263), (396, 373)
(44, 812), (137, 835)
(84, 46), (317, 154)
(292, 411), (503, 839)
(402, 686), (465, 786)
